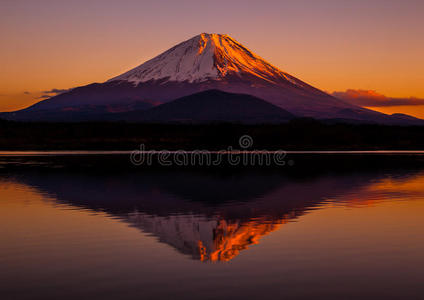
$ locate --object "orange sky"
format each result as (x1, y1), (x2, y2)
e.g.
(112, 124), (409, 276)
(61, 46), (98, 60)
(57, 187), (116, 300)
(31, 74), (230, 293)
(1, 0), (423, 116)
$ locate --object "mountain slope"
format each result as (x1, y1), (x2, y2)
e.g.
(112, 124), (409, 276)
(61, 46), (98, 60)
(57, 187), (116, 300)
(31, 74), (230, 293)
(112, 90), (295, 123)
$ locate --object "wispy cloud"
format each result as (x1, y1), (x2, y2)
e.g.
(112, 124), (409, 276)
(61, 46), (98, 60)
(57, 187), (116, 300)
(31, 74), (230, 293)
(37, 94), (52, 99)
(32, 87), (74, 100)
(332, 89), (424, 107)
(41, 88), (72, 95)
(23, 91), (31, 95)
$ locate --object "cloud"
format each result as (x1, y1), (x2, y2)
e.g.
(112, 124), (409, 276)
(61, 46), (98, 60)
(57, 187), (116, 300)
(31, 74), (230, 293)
(24, 91), (31, 95)
(37, 94), (52, 99)
(32, 87), (74, 99)
(41, 88), (72, 95)
(332, 89), (424, 107)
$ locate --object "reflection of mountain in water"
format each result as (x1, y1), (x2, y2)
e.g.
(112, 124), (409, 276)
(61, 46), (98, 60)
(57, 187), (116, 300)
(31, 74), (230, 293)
(7, 169), (423, 262)
(127, 212), (290, 262)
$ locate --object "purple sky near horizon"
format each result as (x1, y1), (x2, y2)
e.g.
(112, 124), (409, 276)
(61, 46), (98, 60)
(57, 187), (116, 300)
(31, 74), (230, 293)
(1, 0), (423, 116)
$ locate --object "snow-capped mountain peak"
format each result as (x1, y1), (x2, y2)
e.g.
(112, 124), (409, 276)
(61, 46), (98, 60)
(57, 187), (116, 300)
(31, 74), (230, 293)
(108, 33), (300, 85)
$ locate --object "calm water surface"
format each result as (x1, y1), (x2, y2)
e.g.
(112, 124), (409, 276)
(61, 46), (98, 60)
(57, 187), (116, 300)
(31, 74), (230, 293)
(1, 156), (424, 299)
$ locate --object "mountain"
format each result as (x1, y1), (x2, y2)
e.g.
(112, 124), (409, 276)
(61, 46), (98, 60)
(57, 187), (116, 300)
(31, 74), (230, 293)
(1, 33), (422, 124)
(111, 90), (295, 123)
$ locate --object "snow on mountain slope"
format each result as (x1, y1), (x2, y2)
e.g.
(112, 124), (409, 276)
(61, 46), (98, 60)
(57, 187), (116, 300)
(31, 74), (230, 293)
(109, 33), (304, 87)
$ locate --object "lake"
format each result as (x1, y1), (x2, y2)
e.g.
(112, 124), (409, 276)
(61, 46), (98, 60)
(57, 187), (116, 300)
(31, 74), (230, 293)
(0, 153), (424, 299)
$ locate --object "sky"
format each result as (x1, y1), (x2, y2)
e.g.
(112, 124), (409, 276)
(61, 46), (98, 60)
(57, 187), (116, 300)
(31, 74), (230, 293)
(1, 0), (423, 116)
